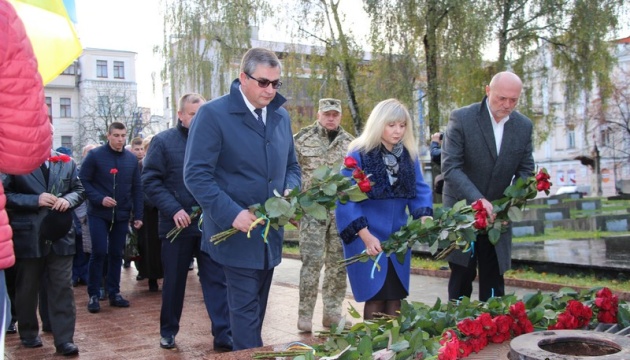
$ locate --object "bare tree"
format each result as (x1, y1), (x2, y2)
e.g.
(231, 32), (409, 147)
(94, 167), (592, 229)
(79, 85), (143, 146)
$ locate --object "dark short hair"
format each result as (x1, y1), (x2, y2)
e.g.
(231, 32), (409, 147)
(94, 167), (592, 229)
(108, 122), (126, 134)
(240, 48), (281, 75)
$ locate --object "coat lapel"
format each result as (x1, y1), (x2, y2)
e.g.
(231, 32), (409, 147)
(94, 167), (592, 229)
(477, 98), (498, 161)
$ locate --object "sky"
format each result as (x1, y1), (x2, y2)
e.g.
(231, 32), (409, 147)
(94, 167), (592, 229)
(73, 0), (369, 115)
(74, 0), (165, 112)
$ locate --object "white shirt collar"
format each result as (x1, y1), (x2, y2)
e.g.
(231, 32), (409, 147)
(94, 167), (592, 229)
(486, 101), (510, 155)
(239, 85), (266, 124)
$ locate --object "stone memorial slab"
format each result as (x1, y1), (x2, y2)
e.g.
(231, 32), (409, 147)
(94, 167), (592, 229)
(606, 219), (628, 232)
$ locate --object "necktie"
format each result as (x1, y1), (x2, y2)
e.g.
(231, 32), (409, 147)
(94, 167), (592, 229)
(40, 163), (49, 184)
(254, 108), (265, 129)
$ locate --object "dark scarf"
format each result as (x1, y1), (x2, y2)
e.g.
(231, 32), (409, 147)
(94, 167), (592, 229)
(360, 145), (416, 200)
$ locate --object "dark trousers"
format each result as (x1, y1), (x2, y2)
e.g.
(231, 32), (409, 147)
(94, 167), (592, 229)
(448, 234), (505, 302)
(87, 216), (128, 298)
(160, 237), (230, 345)
(71, 232), (88, 283)
(223, 265), (274, 350)
(15, 253), (75, 346)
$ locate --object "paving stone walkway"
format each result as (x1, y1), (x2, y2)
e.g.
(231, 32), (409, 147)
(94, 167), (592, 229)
(0, 256), (583, 359)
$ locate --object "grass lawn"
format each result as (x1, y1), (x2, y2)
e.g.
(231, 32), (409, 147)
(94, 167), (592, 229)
(283, 238), (630, 294)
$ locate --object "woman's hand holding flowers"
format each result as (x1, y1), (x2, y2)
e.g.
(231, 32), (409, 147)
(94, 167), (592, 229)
(359, 228), (382, 256)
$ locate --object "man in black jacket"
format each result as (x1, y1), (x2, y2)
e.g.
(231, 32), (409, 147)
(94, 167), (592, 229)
(3, 147), (85, 355)
(142, 94), (231, 351)
(79, 122), (143, 313)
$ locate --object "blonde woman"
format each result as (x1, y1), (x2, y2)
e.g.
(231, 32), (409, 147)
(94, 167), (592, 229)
(335, 99), (433, 319)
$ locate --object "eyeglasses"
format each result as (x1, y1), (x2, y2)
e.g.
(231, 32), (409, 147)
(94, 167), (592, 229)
(245, 72), (282, 89)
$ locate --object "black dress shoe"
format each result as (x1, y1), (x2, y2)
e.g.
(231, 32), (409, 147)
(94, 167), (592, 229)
(148, 279), (158, 292)
(21, 336), (43, 348)
(6, 321), (16, 334)
(56, 342), (79, 356)
(109, 293), (130, 307)
(160, 335), (176, 349)
(213, 341), (233, 352)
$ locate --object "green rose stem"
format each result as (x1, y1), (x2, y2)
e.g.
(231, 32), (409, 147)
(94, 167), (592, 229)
(209, 161), (370, 245)
(166, 206), (202, 242)
(340, 168), (552, 268)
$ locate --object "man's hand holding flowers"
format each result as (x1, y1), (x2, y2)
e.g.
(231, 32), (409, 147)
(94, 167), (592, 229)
(174, 209), (192, 229)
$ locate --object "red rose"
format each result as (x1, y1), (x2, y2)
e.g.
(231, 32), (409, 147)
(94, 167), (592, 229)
(467, 335), (488, 353)
(344, 156), (358, 169)
(478, 313), (496, 336)
(471, 200), (485, 212)
(535, 171), (550, 181)
(473, 215), (488, 229)
(352, 168), (367, 181)
(596, 287), (613, 299)
(358, 179), (371, 193)
(110, 168), (118, 174)
(537, 180), (550, 191)
(457, 318), (483, 337)
(598, 310), (617, 324)
(509, 301), (527, 319)
(493, 314), (513, 335)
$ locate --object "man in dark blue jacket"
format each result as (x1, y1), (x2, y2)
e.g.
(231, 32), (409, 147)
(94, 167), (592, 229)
(142, 93), (231, 351)
(184, 48), (301, 350)
(79, 122), (143, 313)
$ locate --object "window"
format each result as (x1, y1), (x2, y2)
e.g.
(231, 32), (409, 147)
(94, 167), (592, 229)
(45, 97), (52, 122)
(60, 98), (71, 117)
(165, 97), (169, 109)
(61, 136), (73, 149)
(62, 63), (76, 75)
(114, 61), (125, 79)
(567, 129), (575, 149)
(97, 60), (107, 78)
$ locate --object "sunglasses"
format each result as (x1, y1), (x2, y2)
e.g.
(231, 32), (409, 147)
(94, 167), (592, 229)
(245, 72), (283, 89)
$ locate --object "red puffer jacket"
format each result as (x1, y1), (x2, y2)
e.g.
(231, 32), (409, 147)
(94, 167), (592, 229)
(0, 1), (52, 270)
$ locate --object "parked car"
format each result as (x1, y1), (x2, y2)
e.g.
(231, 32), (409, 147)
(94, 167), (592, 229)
(554, 185), (590, 196)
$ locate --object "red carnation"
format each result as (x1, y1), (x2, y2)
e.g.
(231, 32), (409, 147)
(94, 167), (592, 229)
(48, 156), (60, 163)
(110, 168), (118, 174)
(58, 154), (71, 163)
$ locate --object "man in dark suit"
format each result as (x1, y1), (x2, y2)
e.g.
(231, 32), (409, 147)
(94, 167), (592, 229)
(3, 147), (85, 355)
(441, 71), (535, 302)
(184, 47), (301, 350)
(143, 93), (231, 351)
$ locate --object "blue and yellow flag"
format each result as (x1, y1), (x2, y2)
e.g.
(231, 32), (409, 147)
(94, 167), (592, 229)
(8, 0), (82, 85)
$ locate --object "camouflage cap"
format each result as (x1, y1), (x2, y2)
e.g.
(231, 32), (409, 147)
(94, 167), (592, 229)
(319, 98), (342, 113)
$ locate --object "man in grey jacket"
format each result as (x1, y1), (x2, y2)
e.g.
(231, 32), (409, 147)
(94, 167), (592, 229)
(441, 71), (535, 302)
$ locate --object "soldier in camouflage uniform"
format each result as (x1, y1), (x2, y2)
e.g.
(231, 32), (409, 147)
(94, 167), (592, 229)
(293, 98), (354, 332)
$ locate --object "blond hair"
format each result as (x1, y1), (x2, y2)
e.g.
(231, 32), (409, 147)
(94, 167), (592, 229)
(348, 98), (418, 159)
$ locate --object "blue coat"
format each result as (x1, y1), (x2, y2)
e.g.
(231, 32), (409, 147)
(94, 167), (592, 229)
(79, 143), (143, 222)
(142, 122), (200, 238)
(335, 148), (432, 302)
(184, 79), (301, 270)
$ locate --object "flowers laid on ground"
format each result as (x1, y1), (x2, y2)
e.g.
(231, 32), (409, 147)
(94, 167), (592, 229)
(166, 206), (202, 242)
(209, 157), (370, 244)
(341, 168), (552, 267)
(47, 154), (72, 196)
(253, 287), (629, 359)
(109, 168), (118, 231)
